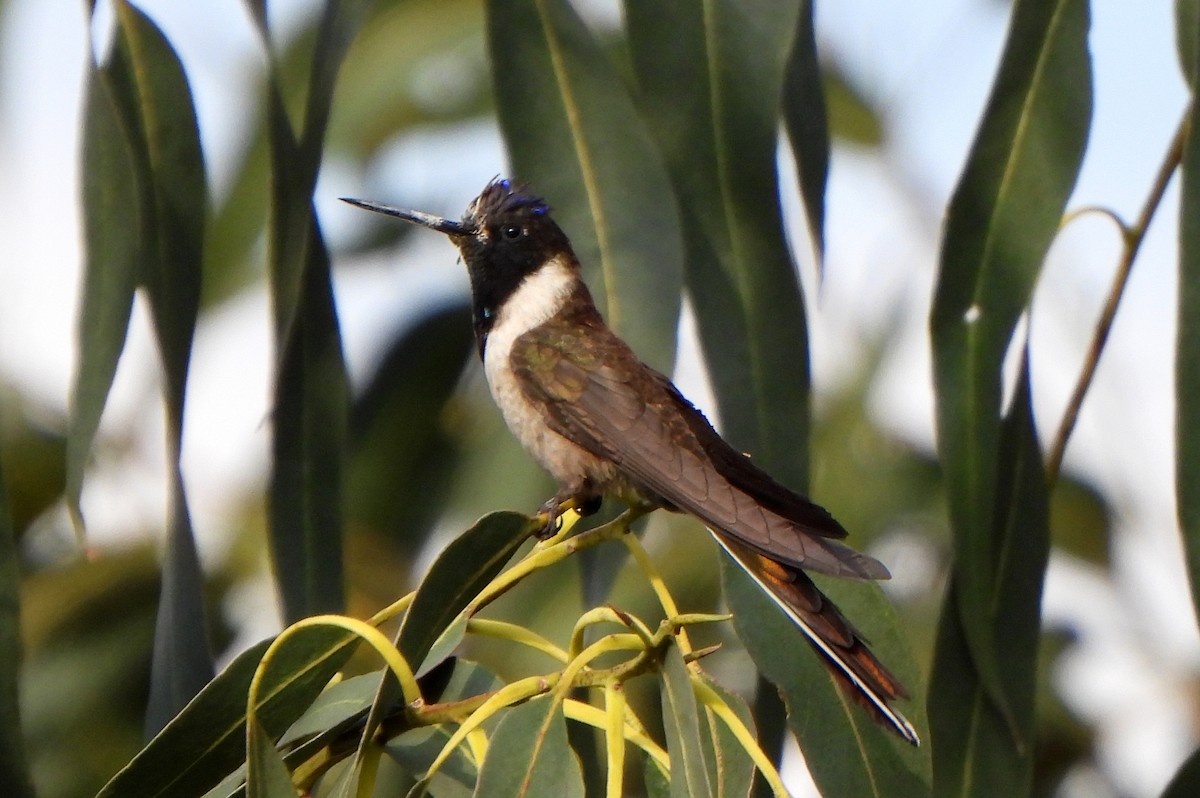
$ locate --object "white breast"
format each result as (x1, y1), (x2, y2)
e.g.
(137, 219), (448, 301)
(482, 256), (592, 484)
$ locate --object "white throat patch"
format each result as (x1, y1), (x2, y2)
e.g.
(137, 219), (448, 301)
(484, 255), (576, 359)
(481, 255), (581, 481)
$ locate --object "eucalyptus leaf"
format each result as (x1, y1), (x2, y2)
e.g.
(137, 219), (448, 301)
(624, 0), (810, 491)
(1176, 0), (1200, 85)
(258, 0), (371, 335)
(386, 725), (478, 793)
(96, 630), (357, 798)
(246, 717), (296, 798)
(66, 68), (141, 534)
(471, 695), (584, 798)
(268, 228), (349, 622)
(108, 0), (206, 423)
(929, 0), (1091, 725)
(659, 643), (712, 798)
(928, 358), (1050, 797)
(1176, 37), (1200, 637)
(398, 511), (533, 672)
(279, 672), (384, 747)
(695, 674), (755, 798)
(144, 479), (212, 737)
(98, 0), (215, 737)
(350, 512), (534, 785)
(487, 0), (685, 373)
(782, 0), (829, 265)
(258, 0), (369, 623)
(644, 749), (672, 798)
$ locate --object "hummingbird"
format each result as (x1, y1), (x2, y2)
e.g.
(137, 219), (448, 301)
(342, 179), (918, 746)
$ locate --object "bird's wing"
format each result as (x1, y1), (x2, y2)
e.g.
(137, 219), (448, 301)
(510, 318), (887, 580)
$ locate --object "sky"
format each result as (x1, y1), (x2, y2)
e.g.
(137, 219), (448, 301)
(0, 1), (1193, 795)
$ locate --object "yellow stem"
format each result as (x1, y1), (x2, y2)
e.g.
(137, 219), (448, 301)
(691, 675), (791, 797)
(604, 682), (627, 798)
(466, 618), (569, 664)
(622, 534), (694, 654)
(563, 697), (669, 771)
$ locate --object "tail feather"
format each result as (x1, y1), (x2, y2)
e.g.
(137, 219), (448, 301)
(715, 534), (920, 746)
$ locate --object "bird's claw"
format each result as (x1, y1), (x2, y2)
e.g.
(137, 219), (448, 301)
(534, 498), (562, 540)
(533, 494), (603, 540)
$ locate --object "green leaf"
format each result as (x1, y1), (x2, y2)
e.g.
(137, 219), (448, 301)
(0, 456), (31, 797)
(97, 2), (215, 733)
(434, 657), (505, 703)
(144, 476), (213, 736)
(624, 0), (811, 491)
(398, 511), (534, 673)
(644, 749), (672, 798)
(928, 358), (1050, 797)
(256, 1), (370, 623)
(278, 672), (384, 748)
(268, 230), (350, 622)
(203, 658), (485, 798)
(66, 68), (141, 535)
(1177, 41), (1200, 639)
(349, 512), (533, 783)
(200, 119), (268, 307)
(695, 675), (755, 798)
(486, 0), (685, 373)
(246, 717), (296, 798)
(659, 643), (712, 798)
(323, 743), (384, 798)
(109, 0), (206, 426)
(96, 630), (357, 798)
(418, 616), (469, 680)
(722, 559), (930, 797)
(387, 658), (501, 792)
(1177, 0), (1200, 85)
(748, 675), (786, 798)
(782, 0), (829, 264)
(471, 695), (584, 798)
(387, 726), (478, 794)
(259, 0), (371, 339)
(929, 0), (1090, 724)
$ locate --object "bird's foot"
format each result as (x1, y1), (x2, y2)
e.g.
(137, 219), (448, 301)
(533, 493), (602, 540)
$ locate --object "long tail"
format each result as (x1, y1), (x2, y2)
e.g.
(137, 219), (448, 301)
(714, 534), (920, 746)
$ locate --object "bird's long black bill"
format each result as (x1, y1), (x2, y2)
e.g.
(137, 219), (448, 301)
(340, 197), (473, 236)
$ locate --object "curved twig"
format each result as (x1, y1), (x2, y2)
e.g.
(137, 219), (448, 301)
(1046, 108), (1191, 484)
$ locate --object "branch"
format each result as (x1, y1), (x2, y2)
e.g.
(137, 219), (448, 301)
(1046, 107), (1191, 484)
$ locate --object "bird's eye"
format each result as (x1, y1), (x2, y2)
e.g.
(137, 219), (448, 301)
(501, 224), (523, 240)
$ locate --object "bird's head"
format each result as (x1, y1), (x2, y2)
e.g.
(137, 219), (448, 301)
(343, 178), (581, 346)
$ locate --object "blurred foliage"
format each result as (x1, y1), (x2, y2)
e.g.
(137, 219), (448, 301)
(0, 390), (66, 537)
(21, 547), (159, 796)
(0, 0), (1192, 796)
(0, 399), (32, 797)
(822, 64), (884, 148)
